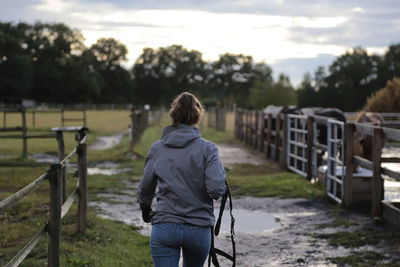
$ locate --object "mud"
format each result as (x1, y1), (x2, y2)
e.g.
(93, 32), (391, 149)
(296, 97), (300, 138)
(88, 129), (129, 150)
(87, 142), (400, 266)
(218, 144), (267, 168)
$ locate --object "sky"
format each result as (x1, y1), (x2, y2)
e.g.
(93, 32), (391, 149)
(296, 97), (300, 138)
(1, 0), (400, 86)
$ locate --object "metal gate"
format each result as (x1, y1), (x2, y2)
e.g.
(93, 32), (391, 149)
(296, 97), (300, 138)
(326, 119), (345, 203)
(287, 114), (308, 176)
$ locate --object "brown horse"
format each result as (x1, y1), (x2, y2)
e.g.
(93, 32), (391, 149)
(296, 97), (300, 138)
(353, 111), (385, 161)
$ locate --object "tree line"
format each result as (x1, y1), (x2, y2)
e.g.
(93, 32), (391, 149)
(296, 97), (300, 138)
(1, 21), (399, 111)
(297, 46), (400, 111)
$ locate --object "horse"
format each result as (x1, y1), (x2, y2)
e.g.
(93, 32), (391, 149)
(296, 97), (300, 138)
(353, 110), (385, 161)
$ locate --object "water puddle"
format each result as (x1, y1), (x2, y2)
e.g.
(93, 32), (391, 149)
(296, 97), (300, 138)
(88, 167), (132, 175)
(30, 153), (59, 163)
(88, 130), (128, 150)
(216, 208), (280, 234)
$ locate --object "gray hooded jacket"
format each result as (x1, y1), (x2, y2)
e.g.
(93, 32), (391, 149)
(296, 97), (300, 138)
(137, 124), (226, 227)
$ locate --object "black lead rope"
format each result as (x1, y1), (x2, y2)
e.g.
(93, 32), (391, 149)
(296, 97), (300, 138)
(209, 182), (236, 267)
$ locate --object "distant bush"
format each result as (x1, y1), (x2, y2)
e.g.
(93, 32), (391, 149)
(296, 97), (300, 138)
(366, 77), (400, 112)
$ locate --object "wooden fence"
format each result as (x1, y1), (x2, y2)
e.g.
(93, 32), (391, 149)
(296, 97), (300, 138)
(235, 108), (287, 169)
(235, 108), (400, 223)
(207, 107), (227, 131)
(129, 109), (149, 152)
(345, 123), (400, 219)
(0, 127), (88, 266)
(0, 108), (61, 158)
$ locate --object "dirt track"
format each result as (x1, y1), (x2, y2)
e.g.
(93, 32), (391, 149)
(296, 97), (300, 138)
(90, 142), (399, 266)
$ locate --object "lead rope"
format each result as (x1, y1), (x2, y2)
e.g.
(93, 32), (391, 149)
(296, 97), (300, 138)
(209, 182), (236, 267)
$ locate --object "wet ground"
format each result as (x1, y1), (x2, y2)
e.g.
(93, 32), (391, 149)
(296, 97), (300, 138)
(88, 129), (129, 150)
(85, 141), (400, 266)
(22, 132), (400, 266)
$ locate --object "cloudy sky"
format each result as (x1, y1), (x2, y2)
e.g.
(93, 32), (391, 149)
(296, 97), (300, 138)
(1, 0), (400, 85)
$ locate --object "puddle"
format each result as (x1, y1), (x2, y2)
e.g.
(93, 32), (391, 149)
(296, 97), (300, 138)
(30, 153), (59, 163)
(87, 161), (132, 175)
(88, 167), (132, 175)
(88, 130), (128, 150)
(216, 208), (280, 234)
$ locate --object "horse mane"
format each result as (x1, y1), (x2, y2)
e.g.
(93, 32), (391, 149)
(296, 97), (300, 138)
(355, 110), (384, 124)
(355, 110), (366, 123)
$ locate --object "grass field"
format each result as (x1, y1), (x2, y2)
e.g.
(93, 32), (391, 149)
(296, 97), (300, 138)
(0, 110), (131, 158)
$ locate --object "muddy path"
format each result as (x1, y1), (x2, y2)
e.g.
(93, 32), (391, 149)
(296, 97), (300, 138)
(88, 142), (399, 266)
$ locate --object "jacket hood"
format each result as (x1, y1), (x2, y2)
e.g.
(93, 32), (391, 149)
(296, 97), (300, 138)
(161, 124), (200, 148)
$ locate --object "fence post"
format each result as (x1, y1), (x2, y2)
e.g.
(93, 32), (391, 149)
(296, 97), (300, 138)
(22, 108), (27, 158)
(3, 111), (6, 128)
(258, 112), (265, 152)
(266, 114), (273, 158)
(344, 123), (355, 207)
(234, 109), (238, 138)
(280, 114), (288, 170)
(372, 127), (384, 220)
(56, 131), (66, 202)
(32, 111), (36, 127)
(61, 109), (64, 127)
(78, 143), (88, 233)
(306, 116), (314, 180)
(48, 163), (62, 267)
(274, 114), (281, 162)
(129, 109), (135, 152)
(83, 110), (87, 127)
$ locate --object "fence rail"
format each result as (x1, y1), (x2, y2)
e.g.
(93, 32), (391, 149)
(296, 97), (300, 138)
(235, 108), (400, 223)
(0, 127), (88, 267)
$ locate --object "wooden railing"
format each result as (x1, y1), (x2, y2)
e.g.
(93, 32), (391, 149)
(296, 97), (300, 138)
(61, 109), (87, 127)
(0, 127), (88, 267)
(344, 123), (400, 218)
(235, 107), (400, 222)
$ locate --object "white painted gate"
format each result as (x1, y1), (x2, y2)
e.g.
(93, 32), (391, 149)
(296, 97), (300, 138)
(326, 119), (345, 203)
(287, 114), (308, 176)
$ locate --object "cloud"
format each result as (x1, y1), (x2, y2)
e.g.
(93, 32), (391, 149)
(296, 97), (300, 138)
(1, 0), (400, 87)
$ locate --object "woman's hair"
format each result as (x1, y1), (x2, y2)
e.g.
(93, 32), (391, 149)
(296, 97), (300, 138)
(169, 92), (203, 125)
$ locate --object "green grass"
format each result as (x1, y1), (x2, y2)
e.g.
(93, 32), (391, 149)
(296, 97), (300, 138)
(0, 110), (158, 266)
(312, 229), (399, 248)
(328, 251), (392, 267)
(227, 166), (326, 199)
(0, 110), (131, 158)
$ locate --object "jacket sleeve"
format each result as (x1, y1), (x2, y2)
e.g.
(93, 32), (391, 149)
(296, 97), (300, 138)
(204, 143), (227, 200)
(137, 146), (157, 209)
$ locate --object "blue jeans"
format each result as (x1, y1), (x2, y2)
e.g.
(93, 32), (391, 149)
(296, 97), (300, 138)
(150, 223), (211, 267)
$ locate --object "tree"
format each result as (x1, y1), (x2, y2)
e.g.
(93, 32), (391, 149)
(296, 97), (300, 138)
(378, 44), (400, 86)
(90, 38), (128, 69)
(297, 73), (319, 107)
(89, 38), (133, 103)
(366, 77), (400, 112)
(0, 22), (34, 101)
(247, 73), (296, 109)
(132, 45), (205, 106)
(320, 47), (381, 111)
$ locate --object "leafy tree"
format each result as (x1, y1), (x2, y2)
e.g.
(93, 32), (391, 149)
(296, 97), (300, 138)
(247, 73), (296, 109)
(208, 53), (254, 107)
(132, 45), (205, 106)
(378, 44), (400, 85)
(297, 73), (319, 107)
(0, 22), (34, 101)
(89, 38), (133, 103)
(320, 47), (381, 111)
(366, 77), (400, 112)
